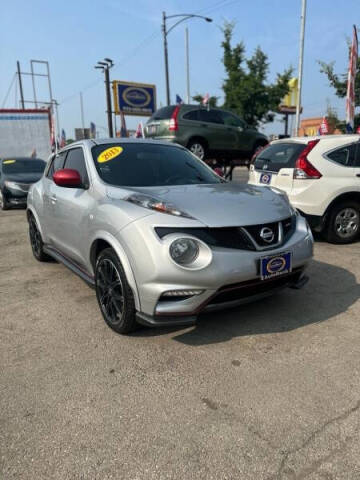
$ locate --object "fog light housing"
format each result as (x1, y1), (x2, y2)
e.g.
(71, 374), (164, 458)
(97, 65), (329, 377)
(169, 238), (199, 265)
(162, 289), (204, 297)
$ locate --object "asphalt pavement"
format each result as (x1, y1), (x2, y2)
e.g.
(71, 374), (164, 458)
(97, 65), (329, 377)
(1, 168), (360, 479)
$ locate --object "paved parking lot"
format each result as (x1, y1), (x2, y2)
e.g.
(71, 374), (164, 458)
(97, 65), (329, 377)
(1, 169), (360, 479)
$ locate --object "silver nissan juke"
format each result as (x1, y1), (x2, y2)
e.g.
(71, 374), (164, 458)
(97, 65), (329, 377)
(27, 138), (313, 334)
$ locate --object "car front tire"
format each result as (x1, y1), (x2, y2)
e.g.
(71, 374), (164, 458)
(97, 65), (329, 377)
(28, 213), (52, 261)
(324, 201), (360, 244)
(95, 248), (138, 334)
(0, 190), (9, 210)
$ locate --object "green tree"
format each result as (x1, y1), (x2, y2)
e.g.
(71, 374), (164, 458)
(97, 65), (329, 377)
(319, 58), (360, 107)
(192, 94), (218, 107)
(221, 22), (292, 127)
(319, 47), (360, 130)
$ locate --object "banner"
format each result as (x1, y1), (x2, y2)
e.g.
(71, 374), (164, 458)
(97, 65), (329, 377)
(112, 81), (156, 116)
(346, 25), (358, 132)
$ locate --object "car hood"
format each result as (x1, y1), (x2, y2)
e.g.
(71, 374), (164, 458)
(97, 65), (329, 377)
(3, 172), (43, 183)
(117, 183), (292, 227)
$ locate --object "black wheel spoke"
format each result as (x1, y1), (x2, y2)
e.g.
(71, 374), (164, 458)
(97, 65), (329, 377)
(96, 257), (124, 326)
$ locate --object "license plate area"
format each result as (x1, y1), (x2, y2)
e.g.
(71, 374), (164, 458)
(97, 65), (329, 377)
(260, 251), (292, 280)
(260, 172), (272, 184)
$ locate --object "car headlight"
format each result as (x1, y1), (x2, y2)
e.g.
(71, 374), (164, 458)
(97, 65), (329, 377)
(124, 193), (194, 219)
(4, 181), (22, 191)
(169, 238), (199, 265)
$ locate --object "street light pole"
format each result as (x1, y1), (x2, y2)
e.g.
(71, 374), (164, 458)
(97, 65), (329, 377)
(95, 59), (114, 137)
(295, 0), (307, 136)
(185, 27), (190, 104)
(162, 12), (171, 106)
(162, 12), (212, 106)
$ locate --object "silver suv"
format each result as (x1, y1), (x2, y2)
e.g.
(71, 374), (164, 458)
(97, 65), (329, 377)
(27, 139), (313, 334)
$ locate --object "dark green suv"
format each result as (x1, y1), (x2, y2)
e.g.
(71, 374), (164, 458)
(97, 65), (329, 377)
(144, 104), (268, 164)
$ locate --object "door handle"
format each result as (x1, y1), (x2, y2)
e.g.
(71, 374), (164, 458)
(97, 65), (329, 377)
(200, 124), (208, 127)
(356, 174), (360, 177)
(50, 195), (57, 204)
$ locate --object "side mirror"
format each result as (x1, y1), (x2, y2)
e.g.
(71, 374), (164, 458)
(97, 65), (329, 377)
(53, 168), (82, 188)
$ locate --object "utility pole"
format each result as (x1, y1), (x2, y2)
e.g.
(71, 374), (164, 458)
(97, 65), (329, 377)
(16, 61), (25, 109)
(95, 59), (114, 137)
(80, 92), (85, 131)
(162, 12), (212, 107)
(162, 12), (171, 106)
(185, 27), (190, 104)
(295, 0), (307, 136)
(104, 67), (113, 137)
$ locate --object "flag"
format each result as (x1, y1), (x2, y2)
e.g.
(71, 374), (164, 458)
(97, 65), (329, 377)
(60, 129), (66, 148)
(134, 122), (144, 138)
(346, 25), (358, 133)
(202, 93), (210, 105)
(176, 94), (184, 105)
(50, 112), (56, 153)
(90, 122), (96, 139)
(319, 116), (329, 135)
(120, 112), (127, 137)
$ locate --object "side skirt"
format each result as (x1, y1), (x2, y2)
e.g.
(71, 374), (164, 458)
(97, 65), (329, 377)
(43, 245), (95, 288)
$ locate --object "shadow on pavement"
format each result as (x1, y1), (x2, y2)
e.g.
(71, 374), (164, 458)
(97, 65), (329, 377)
(133, 259), (360, 346)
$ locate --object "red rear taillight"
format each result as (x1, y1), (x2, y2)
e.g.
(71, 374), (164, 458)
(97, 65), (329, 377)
(169, 106), (180, 131)
(294, 139), (322, 179)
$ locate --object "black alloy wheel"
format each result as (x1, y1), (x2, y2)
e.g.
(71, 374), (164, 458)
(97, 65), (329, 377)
(95, 248), (137, 334)
(28, 214), (51, 261)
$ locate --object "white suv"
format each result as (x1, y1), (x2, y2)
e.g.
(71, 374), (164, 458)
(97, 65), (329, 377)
(248, 135), (360, 244)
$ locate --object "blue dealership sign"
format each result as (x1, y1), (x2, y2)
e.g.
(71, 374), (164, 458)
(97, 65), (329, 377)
(112, 81), (156, 117)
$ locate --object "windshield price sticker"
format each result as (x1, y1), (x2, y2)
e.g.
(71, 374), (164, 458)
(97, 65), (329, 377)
(97, 147), (123, 163)
(3, 159), (16, 164)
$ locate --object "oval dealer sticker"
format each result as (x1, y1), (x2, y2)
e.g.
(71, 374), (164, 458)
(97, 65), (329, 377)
(97, 146), (123, 163)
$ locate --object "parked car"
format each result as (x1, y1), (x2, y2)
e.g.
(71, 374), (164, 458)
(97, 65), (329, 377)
(144, 105), (268, 165)
(0, 157), (46, 210)
(248, 135), (360, 244)
(27, 139), (313, 334)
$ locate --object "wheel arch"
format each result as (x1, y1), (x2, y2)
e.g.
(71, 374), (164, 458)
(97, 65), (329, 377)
(325, 191), (360, 216)
(89, 233), (140, 311)
(186, 136), (209, 150)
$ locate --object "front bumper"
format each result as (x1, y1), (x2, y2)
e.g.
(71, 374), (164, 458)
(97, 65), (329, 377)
(136, 269), (309, 327)
(118, 213), (313, 326)
(3, 189), (28, 206)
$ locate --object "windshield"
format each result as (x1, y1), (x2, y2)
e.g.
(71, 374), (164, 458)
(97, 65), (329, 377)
(2, 158), (46, 174)
(91, 143), (222, 187)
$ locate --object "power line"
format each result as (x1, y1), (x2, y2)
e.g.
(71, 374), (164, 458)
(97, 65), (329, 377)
(60, 30), (160, 105)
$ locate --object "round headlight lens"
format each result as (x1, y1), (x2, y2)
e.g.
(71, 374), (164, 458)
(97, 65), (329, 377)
(169, 238), (199, 265)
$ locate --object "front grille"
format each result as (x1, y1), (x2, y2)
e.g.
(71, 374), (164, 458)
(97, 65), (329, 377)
(155, 215), (296, 252)
(207, 268), (303, 305)
(243, 221), (280, 247)
(155, 227), (256, 251)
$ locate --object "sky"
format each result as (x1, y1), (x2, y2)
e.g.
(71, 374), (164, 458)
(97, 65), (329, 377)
(1, 0), (358, 139)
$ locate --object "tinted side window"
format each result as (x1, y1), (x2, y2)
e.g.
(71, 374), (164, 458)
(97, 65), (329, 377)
(327, 144), (356, 166)
(183, 110), (199, 121)
(221, 111), (244, 127)
(255, 143), (306, 173)
(63, 148), (89, 185)
(353, 143), (360, 167)
(198, 109), (224, 124)
(47, 151), (67, 179)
